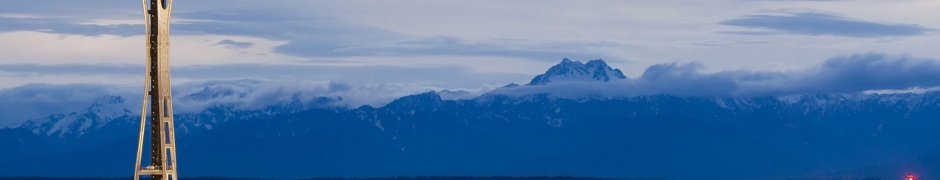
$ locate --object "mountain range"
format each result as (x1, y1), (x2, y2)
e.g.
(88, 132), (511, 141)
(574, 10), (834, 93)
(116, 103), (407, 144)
(2, 58), (939, 179)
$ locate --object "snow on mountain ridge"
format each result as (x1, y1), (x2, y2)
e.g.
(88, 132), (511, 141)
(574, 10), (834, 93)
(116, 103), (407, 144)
(18, 95), (133, 137)
(438, 89), (475, 100)
(527, 58), (627, 85)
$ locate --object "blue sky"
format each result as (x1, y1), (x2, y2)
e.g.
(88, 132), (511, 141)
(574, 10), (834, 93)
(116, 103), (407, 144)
(2, 0), (940, 126)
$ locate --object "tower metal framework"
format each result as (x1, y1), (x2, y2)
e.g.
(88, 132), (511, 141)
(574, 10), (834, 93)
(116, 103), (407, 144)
(134, 0), (178, 180)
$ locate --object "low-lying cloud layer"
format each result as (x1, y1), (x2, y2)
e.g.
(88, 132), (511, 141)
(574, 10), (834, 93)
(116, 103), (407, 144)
(0, 84), (136, 127)
(492, 53), (940, 98)
(0, 63), (531, 89)
(4, 53), (940, 127)
(0, 80), (489, 128)
(170, 79), (481, 111)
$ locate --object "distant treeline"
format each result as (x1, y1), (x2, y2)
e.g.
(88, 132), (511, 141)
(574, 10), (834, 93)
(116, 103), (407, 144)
(0, 176), (653, 180)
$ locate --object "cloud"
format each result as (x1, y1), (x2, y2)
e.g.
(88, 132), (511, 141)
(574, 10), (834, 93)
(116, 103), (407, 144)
(184, 13), (614, 60)
(741, 0), (847, 1)
(692, 40), (775, 47)
(0, 1), (138, 18)
(0, 64), (140, 76)
(0, 79), (494, 127)
(793, 53), (940, 93)
(170, 79), (447, 111)
(0, 84), (137, 127)
(0, 9), (400, 58)
(323, 37), (623, 61)
(0, 63), (531, 89)
(719, 12), (932, 37)
(6, 53), (940, 127)
(0, 7), (627, 61)
(216, 39), (253, 48)
(490, 53), (940, 98)
(168, 10), (402, 58)
(0, 16), (140, 37)
(9, 53), (940, 101)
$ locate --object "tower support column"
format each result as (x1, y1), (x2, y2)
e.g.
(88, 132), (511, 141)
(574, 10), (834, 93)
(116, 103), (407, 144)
(134, 0), (177, 180)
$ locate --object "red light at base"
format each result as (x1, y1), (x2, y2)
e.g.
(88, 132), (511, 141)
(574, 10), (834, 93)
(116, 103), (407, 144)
(907, 173), (916, 180)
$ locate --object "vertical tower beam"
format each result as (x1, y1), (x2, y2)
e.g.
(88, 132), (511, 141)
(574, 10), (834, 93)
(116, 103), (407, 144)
(135, 0), (177, 180)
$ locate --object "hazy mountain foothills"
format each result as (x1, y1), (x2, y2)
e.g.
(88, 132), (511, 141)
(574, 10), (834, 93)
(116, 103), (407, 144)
(4, 53), (940, 179)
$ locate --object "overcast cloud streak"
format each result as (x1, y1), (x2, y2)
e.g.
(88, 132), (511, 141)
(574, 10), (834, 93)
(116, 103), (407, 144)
(0, 8), (628, 61)
(719, 12), (932, 37)
(0, 16), (140, 37)
(0, 63), (139, 76)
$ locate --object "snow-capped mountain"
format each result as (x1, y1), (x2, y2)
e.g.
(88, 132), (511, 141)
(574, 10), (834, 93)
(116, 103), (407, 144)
(17, 95), (132, 137)
(527, 58), (627, 85)
(4, 59), (940, 179)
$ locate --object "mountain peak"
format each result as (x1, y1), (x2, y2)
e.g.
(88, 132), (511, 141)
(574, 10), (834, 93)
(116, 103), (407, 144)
(584, 59), (608, 68)
(19, 95), (132, 137)
(527, 58), (628, 85)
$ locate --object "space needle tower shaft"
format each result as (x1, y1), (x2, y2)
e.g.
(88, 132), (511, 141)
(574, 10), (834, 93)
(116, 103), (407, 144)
(133, 0), (179, 180)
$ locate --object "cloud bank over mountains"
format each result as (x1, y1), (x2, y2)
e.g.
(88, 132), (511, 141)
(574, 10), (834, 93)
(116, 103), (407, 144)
(4, 53), (940, 127)
(0, 80), (485, 127)
(495, 53), (940, 98)
(637, 53), (940, 96)
(0, 84), (135, 127)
